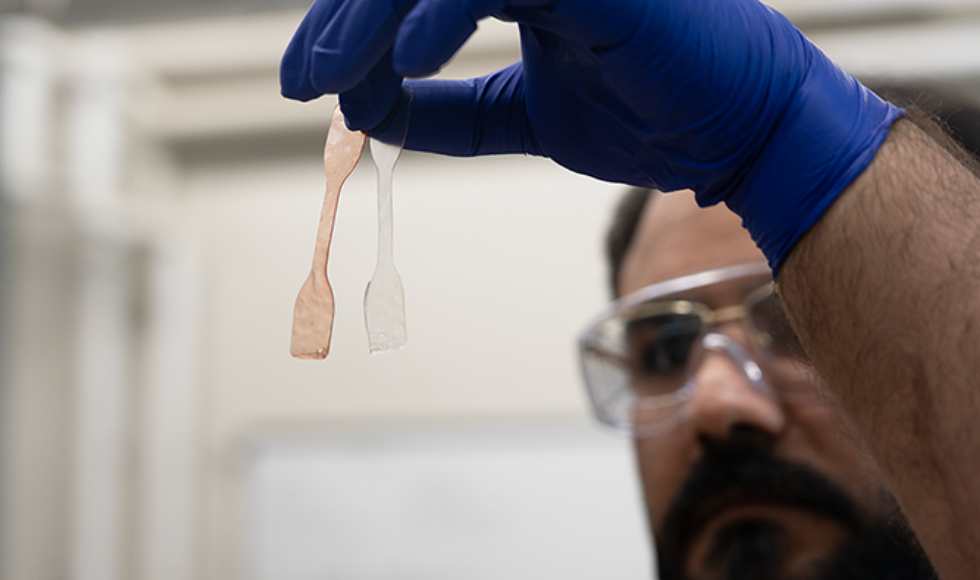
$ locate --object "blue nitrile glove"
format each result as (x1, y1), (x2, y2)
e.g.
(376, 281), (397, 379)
(280, 0), (904, 273)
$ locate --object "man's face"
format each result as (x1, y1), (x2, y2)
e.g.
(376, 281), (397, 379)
(617, 192), (931, 580)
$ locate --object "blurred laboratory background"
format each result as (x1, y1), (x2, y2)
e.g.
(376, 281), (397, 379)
(0, 0), (978, 579)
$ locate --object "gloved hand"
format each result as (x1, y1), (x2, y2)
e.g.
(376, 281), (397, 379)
(280, 0), (903, 273)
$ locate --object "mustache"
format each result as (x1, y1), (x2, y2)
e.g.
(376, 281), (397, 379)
(656, 429), (863, 567)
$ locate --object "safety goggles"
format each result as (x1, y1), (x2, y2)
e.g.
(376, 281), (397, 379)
(577, 263), (817, 437)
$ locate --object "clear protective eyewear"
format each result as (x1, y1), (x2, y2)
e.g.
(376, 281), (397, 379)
(578, 263), (817, 437)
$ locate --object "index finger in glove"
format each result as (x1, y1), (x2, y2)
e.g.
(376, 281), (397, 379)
(281, 0), (419, 101)
(393, 0), (507, 77)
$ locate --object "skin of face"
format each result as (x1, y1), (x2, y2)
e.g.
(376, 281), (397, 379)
(618, 191), (893, 579)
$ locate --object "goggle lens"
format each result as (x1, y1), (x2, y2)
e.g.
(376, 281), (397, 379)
(626, 309), (703, 396)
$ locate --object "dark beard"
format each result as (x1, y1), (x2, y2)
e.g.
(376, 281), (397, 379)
(810, 514), (938, 580)
(654, 428), (937, 580)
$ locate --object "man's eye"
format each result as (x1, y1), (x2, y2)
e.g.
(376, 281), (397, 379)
(627, 314), (701, 384)
(640, 331), (697, 375)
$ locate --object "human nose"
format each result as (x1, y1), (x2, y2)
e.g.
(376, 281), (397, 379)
(682, 334), (787, 440)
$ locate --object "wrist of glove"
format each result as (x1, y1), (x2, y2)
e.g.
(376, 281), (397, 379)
(689, 16), (905, 273)
(281, 0), (904, 273)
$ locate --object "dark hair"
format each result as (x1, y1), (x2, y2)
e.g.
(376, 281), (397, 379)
(866, 80), (980, 165)
(605, 186), (655, 297)
(605, 81), (980, 298)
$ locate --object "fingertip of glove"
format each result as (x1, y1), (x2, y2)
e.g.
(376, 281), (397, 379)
(280, 74), (352, 101)
(339, 89), (401, 132)
(280, 89), (316, 103)
(280, 68), (319, 102)
(391, 52), (441, 78)
(280, 50), (357, 100)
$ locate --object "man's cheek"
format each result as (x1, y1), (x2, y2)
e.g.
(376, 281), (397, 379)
(635, 434), (694, 527)
(790, 403), (885, 506)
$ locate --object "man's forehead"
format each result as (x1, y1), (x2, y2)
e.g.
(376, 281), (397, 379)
(617, 190), (767, 295)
